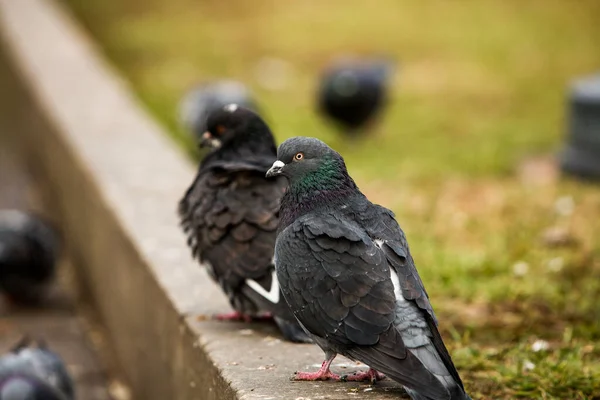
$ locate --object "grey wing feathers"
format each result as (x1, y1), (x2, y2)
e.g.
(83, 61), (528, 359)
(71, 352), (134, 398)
(279, 214), (396, 346)
(363, 204), (467, 393)
(278, 208), (468, 398)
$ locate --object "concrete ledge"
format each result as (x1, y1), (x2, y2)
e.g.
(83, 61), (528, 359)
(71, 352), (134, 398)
(0, 0), (405, 398)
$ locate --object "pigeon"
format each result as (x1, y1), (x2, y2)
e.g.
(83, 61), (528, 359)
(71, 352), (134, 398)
(178, 104), (311, 343)
(0, 336), (74, 400)
(266, 137), (471, 400)
(317, 58), (393, 135)
(0, 210), (61, 305)
(179, 81), (261, 143)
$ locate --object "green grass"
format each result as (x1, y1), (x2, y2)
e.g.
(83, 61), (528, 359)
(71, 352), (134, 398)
(61, 0), (600, 397)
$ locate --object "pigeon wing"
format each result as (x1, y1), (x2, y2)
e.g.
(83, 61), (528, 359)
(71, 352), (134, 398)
(276, 212), (450, 398)
(179, 167), (283, 293)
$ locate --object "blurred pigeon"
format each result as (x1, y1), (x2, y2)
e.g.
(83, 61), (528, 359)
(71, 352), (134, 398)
(317, 58), (393, 135)
(266, 137), (471, 399)
(0, 210), (60, 305)
(0, 336), (74, 400)
(178, 104), (311, 343)
(560, 73), (600, 181)
(179, 81), (261, 143)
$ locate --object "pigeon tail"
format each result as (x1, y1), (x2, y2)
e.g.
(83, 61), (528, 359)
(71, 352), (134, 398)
(273, 316), (312, 343)
(404, 387), (472, 400)
(346, 327), (464, 400)
(346, 345), (449, 399)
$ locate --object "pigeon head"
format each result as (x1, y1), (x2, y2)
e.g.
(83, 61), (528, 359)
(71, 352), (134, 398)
(200, 104), (272, 151)
(267, 137), (360, 229)
(265, 137), (344, 181)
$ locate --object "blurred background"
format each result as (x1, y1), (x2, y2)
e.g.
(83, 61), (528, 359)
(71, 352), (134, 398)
(1, 0), (599, 398)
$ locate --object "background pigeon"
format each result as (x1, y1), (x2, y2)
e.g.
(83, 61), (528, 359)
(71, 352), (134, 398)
(317, 58), (393, 136)
(0, 210), (61, 305)
(179, 80), (261, 143)
(178, 104), (311, 343)
(0, 336), (74, 400)
(266, 137), (471, 400)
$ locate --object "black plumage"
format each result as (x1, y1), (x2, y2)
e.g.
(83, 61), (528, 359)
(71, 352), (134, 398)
(179, 81), (260, 142)
(317, 58), (393, 135)
(266, 137), (471, 400)
(178, 104), (311, 343)
(0, 337), (74, 400)
(0, 210), (60, 305)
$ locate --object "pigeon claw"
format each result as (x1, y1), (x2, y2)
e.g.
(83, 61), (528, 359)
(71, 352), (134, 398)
(214, 311), (253, 323)
(341, 368), (386, 384)
(293, 370), (342, 381)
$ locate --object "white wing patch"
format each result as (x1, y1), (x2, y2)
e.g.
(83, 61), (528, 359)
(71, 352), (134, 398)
(224, 103), (239, 112)
(246, 270), (280, 304)
(376, 238), (406, 303)
(390, 269), (405, 302)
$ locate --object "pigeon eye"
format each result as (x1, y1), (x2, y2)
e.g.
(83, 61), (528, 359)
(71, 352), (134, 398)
(216, 125), (226, 135)
(294, 152), (304, 161)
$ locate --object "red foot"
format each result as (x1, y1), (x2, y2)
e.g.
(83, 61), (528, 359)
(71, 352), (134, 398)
(342, 368), (386, 384)
(293, 359), (341, 381)
(213, 311), (273, 323)
(293, 370), (341, 381)
(214, 311), (253, 323)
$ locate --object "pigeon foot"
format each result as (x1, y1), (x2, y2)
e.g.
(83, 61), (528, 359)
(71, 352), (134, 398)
(214, 311), (253, 322)
(293, 357), (340, 381)
(293, 369), (341, 381)
(342, 368), (386, 384)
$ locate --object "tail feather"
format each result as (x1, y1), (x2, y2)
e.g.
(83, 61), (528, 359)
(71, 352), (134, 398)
(346, 329), (449, 399)
(346, 328), (471, 400)
(405, 387), (472, 400)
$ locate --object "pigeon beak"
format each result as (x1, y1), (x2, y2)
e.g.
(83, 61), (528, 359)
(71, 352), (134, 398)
(266, 160), (285, 178)
(199, 131), (221, 149)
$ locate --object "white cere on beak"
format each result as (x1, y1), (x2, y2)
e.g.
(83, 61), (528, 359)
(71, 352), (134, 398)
(272, 160), (285, 168)
(224, 103), (239, 112)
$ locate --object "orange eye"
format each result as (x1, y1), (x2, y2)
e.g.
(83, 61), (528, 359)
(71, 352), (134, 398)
(216, 125), (226, 135)
(294, 152), (304, 161)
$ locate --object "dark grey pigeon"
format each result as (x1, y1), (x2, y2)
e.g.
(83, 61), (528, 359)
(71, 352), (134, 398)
(317, 58), (393, 136)
(0, 337), (74, 400)
(178, 105), (311, 343)
(179, 81), (260, 143)
(266, 137), (471, 400)
(0, 210), (60, 305)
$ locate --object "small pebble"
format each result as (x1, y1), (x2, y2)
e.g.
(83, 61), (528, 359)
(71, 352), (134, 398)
(523, 360), (535, 371)
(108, 380), (132, 400)
(512, 261), (529, 276)
(531, 339), (549, 352)
(541, 227), (576, 248)
(554, 196), (574, 216)
(546, 257), (564, 272)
